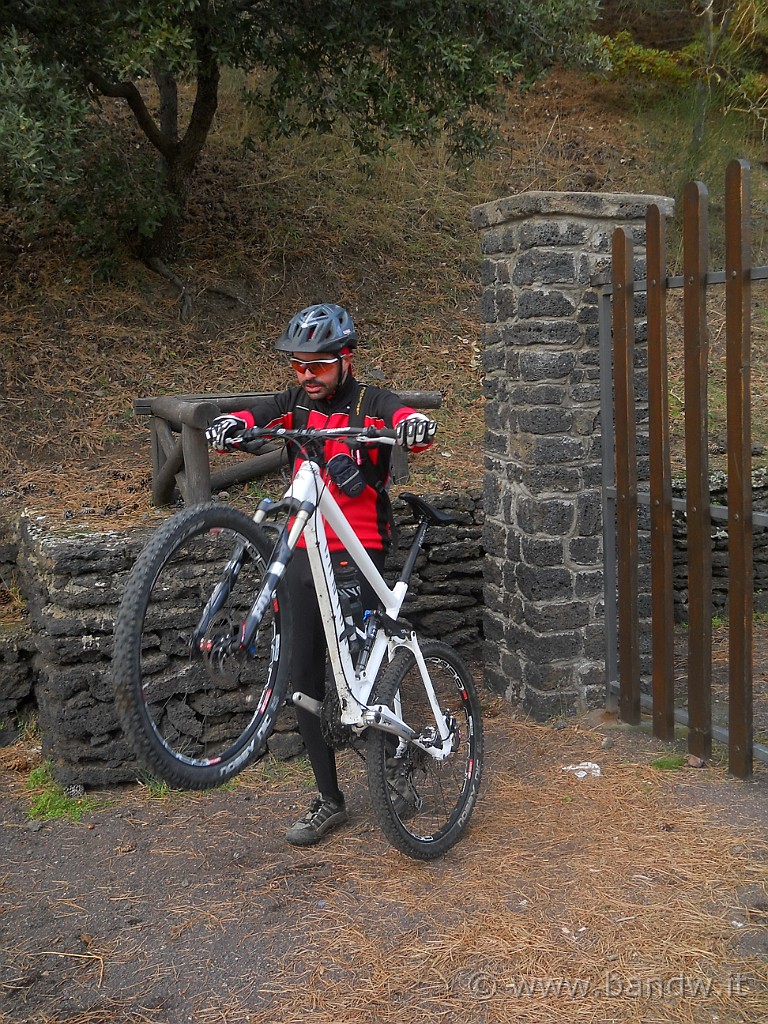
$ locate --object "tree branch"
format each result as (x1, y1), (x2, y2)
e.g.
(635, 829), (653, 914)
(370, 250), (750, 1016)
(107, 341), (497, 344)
(176, 32), (220, 175)
(86, 70), (174, 160)
(154, 66), (179, 145)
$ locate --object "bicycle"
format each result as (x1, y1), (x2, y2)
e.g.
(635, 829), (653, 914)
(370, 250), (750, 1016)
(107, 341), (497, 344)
(112, 425), (483, 859)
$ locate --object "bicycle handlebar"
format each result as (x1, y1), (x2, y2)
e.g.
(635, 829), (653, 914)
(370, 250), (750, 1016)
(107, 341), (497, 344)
(226, 425), (400, 453)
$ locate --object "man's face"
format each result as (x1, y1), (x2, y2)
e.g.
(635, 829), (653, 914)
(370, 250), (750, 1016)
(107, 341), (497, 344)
(290, 351), (349, 401)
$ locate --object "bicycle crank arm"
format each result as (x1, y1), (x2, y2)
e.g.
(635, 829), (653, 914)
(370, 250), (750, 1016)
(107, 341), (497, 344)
(363, 705), (417, 741)
(290, 692), (322, 717)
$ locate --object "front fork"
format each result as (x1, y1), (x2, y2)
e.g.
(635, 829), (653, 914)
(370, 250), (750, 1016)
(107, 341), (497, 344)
(191, 505), (310, 653)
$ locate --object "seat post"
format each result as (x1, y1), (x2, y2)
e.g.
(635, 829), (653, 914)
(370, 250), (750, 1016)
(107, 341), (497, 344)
(397, 519), (429, 588)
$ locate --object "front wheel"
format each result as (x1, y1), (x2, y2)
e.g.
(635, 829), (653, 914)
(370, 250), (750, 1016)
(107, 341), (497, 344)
(112, 503), (292, 789)
(366, 639), (483, 859)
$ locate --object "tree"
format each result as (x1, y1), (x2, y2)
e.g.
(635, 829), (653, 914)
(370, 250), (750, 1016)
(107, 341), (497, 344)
(1, 0), (601, 266)
(598, 1), (767, 146)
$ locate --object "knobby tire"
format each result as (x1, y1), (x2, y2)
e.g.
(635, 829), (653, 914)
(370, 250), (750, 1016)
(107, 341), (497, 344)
(112, 503), (292, 789)
(366, 639), (483, 859)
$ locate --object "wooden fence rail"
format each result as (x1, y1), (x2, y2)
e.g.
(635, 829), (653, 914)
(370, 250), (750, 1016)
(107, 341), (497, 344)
(134, 390), (443, 507)
(604, 158), (767, 777)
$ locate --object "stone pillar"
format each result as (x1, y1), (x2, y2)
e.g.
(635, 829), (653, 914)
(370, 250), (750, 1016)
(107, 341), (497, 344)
(471, 191), (674, 718)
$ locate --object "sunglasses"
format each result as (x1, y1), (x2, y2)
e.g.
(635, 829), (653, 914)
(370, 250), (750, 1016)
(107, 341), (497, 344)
(290, 357), (339, 374)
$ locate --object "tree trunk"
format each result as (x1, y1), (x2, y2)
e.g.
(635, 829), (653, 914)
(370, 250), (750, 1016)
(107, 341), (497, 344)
(140, 44), (220, 261)
(139, 162), (191, 262)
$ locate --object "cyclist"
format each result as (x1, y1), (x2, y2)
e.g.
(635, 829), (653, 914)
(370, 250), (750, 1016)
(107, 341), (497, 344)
(206, 302), (436, 846)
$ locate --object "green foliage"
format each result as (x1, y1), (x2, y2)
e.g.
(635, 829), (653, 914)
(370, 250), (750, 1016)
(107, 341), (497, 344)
(597, 2), (768, 140)
(598, 31), (690, 87)
(0, 28), (88, 204)
(0, 26), (176, 269)
(1, 0), (602, 258)
(137, 771), (180, 798)
(26, 761), (99, 821)
(649, 753), (687, 771)
(58, 138), (179, 277)
(253, 753), (315, 787)
(252, 0), (602, 158)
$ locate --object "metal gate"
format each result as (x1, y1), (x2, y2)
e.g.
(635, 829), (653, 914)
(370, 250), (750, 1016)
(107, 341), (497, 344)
(596, 158), (768, 778)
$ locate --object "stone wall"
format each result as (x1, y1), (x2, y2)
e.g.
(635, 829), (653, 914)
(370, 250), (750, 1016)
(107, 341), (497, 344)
(0, 622), (36, 744)
(7, 491), (483, 786)
(471, 191), (675, 719)
(0, 520), (36, 743)
(671, 471), (768, 620)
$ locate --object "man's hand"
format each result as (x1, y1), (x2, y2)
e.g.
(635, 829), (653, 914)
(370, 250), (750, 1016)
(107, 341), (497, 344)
(205, 414), (249, 452)
(396, 414), (437, 450)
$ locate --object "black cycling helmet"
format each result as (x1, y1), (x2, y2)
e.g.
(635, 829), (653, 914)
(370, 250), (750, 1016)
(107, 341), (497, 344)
(275, 303), (358, 354)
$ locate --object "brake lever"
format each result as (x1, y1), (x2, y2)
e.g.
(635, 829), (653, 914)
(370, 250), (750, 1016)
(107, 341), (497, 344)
(358, 435), (397, 447)
(225, 429), (269, 454)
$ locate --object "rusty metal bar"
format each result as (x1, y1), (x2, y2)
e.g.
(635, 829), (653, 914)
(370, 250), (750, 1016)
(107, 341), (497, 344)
(595, 267), (768, 293)
(612, 227), (641, 725)
(725, 158), (754, 778)
(682, 180), (713, 761)
(646, 205), (676, 742)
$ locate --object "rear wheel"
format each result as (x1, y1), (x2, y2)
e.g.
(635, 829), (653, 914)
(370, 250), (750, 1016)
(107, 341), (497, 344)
(366, 640), (483, 859)
(112, 504), (292, 788)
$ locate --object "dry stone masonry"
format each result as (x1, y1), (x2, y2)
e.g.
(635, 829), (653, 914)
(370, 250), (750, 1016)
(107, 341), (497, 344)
(7, 491), (483, 785)
(472, 191), (674, 719)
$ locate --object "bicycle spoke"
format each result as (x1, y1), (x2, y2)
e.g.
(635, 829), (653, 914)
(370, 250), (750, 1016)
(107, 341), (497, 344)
(367, 640), (483, 859)
(113, 505), (292, 788)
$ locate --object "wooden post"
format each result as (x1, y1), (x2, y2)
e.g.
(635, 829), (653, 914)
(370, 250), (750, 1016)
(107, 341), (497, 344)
(180, 424), (212, 505)
(683, 180), (712, 762)
(725, 158), (753, 778)
(646, 204), (676, 742)
(151, 421), (184, 506)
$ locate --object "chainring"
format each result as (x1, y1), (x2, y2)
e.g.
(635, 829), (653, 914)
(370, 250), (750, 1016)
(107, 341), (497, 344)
(320, 683), (357, 749)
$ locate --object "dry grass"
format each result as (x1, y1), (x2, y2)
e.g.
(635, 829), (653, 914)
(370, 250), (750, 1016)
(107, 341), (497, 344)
(0, 69), (702, 528)
(3, 69), (766, 534)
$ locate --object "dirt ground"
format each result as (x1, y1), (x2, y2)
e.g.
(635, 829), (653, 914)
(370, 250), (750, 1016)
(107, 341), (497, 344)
(1, 704), (766, 1024)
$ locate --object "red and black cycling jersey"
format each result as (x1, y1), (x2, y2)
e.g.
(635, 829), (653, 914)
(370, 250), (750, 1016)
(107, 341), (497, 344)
(231, 374), (422, 552)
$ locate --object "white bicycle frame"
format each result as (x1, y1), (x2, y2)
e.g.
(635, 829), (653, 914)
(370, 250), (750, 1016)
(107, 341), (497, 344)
(253, 455), (453, 759)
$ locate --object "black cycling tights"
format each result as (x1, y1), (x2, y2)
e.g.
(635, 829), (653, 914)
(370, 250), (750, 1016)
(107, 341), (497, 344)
(283, 546), (386, 803)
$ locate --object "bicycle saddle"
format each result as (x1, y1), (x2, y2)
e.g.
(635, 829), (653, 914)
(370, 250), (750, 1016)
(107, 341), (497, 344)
(398, 492), (461, 525)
